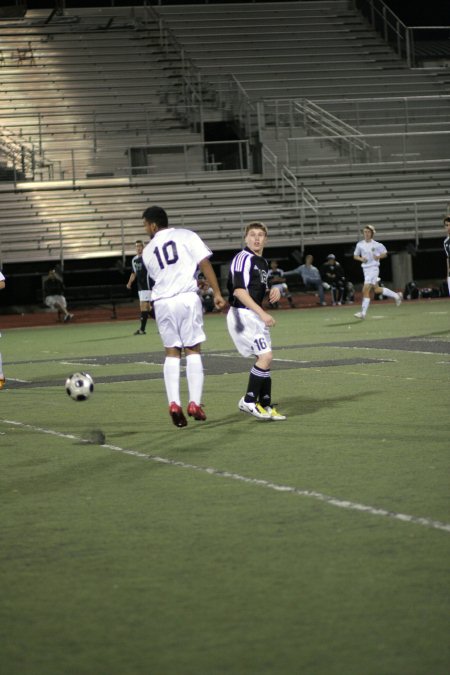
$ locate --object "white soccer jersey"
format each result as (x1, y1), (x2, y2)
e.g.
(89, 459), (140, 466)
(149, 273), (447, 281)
(354, 238), (387, 269)
(142, 228), (212, 301)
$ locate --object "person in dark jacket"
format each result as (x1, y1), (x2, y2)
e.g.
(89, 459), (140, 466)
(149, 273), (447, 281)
(320, 254), (347, 305)
(43, 269), (73, 322)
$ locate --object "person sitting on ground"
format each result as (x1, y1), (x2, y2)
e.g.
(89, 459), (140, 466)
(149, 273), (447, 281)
(283, 254), (326, 305)
(197, 274), (215, 313)
(320, 254), (347, 305)
(267, 260), (295, 309)
(43, 269), (73, 322)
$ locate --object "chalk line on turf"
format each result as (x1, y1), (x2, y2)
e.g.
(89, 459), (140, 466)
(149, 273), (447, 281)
(2, 418), (449, 534)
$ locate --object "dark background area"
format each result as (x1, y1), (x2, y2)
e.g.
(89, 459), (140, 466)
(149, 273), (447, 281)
(10, 0), (450, 26)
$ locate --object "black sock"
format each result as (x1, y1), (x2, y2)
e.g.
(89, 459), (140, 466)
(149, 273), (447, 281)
(259, 373), (272, 407)
(244, 365), (270, 405)
(140, 311), (149, 332)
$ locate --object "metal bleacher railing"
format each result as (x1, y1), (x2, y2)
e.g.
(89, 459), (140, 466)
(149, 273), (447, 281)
(350, 0), (450, 68)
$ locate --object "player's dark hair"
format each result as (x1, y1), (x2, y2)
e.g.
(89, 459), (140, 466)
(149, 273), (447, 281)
(135, 239), (143, 245)
(444, 216), (450, 225)
(142, 206), (168, 228)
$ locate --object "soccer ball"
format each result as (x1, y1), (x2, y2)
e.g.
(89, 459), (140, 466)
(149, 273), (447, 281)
(65, 372), (94, 401)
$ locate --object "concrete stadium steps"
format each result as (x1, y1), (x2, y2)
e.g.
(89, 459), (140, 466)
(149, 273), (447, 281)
(275, 165), (450, 241)
(0, 175), (300, 263)
(156, 0), (449, 100)
(0, 13), (197, 180)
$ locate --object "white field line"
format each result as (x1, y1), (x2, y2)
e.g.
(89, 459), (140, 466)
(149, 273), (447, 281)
(2, 418), (450, 535)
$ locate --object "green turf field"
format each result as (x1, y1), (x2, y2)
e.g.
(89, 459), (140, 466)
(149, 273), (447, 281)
(1, 300), (449, 675)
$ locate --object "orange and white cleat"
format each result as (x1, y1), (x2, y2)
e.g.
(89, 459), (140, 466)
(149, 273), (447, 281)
(0, 375), (5, 390)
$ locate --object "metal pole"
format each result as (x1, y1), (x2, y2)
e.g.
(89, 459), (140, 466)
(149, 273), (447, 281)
(121, 220), (126, 267)
(382, 5), (387, 42)
(38, 111), (42, 154)
(145, 105), (150, 145)
(59, 222), (64, 271)
(92, 110), (97, 152)
(300, 189), (305, 252)
(238, 141), (244, 172)
(71, 149), (76, 187)
(405, 28), (412, 68)
(414, 202), (419, 246)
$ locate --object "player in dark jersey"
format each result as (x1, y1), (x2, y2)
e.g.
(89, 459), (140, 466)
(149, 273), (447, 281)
(444, 216), (450, 296)
(126, 240), (153, 335)
(226, 221), (286, 421)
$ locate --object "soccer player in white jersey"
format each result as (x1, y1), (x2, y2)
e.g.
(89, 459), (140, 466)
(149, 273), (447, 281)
(443, 216), (450, 296)
(227, 221), (286, 421)
(142, 206), (226, 428)
(0, 270), (5, 389)
(353, 225), (402, 319)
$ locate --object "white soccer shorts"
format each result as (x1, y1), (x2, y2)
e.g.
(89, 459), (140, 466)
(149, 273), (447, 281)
(362, 266), (381, 286)
(154, 292), (205, 348)
(227, 307), (272, 358)
(45, 294), (67, 310)
(138, 290), (152, 302)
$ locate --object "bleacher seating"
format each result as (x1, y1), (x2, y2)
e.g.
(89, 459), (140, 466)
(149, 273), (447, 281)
(0, 173), (303, 262)
(0, 1), (449, 270)
(156, 1), (449, 100)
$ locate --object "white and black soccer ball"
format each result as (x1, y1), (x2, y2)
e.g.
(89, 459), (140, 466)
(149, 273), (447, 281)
(65, 372), (94, 401)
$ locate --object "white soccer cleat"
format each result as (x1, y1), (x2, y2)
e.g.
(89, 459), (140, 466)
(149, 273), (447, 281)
(238, 397), (271, 420)
(265, 406), (287, 421)
(395, 292), (403, 307)
(354, 311), (365, 319)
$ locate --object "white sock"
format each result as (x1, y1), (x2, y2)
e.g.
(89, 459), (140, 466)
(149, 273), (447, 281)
(362, 298), (370, 315)
(381, 287), (397, 299)
(447, 277), (450, 295)
(186, 353), (204, 404)
(163, 357), (181, 405)
(0, 351), (3, 376)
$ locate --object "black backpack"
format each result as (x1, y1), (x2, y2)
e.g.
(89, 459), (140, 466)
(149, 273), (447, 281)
(404, 281), (419, 300)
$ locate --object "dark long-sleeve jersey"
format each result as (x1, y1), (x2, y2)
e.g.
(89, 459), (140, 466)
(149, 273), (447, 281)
(227, 247), (269, 308)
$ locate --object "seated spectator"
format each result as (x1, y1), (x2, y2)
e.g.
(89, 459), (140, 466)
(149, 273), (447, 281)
(284, 254), (326, 305)
(267, 260), (295, 308)
(320, 254), (347, 305)
(345, 280), (355, 304)
(43, 269), (73, 322)
(197, 274), (215, 313)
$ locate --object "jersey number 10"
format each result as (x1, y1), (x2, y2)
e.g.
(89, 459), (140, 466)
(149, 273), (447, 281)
(154, 241), (179, 269)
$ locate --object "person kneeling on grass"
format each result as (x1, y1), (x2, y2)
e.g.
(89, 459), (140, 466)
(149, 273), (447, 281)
(226, 221), (286, 421)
